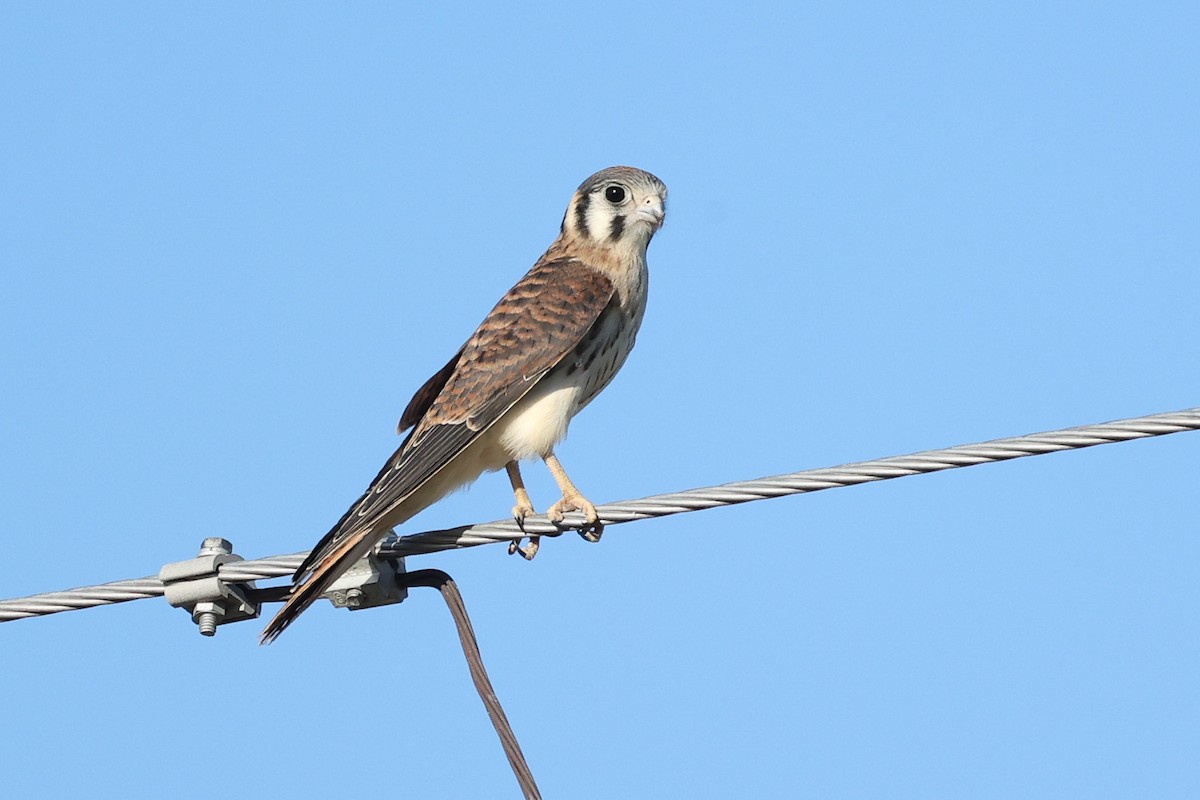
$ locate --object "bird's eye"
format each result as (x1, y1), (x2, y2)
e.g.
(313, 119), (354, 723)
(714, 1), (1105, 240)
(605, 185), (627, 204)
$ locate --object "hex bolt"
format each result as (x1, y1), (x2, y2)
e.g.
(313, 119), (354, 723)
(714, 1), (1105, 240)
(192, 601), (225, 636)
(160, 536), (257, 637)
(193, 538), (233, 636)
(198, 537), (233, 557)
(345, 588), (364, 608)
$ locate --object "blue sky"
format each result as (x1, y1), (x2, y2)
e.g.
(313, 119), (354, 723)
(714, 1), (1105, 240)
(2, 3), (1198, 798)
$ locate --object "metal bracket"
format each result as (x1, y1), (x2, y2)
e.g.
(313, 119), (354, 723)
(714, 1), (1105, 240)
(324, 533), (407, 611)
(159, 537), (260, 636)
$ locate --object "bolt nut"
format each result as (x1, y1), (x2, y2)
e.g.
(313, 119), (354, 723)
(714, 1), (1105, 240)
(198, 538), (233, 557)
(192, 601), (225, 636)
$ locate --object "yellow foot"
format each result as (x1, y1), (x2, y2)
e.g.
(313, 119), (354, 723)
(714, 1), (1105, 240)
(508, 535), (540, 560)
(507, 482), (539, 558)
(579, 525), (603, 544)
(547, 492), (604, 543)
(512, 497), (536, 529)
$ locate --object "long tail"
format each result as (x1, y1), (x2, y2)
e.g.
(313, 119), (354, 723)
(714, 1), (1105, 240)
(259, 434), (479, 643)
(259, 528), (380, 644)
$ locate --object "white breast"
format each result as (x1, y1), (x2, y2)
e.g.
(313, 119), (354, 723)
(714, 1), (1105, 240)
(490, 255), (649, 465)
(491, 370), (577, 460)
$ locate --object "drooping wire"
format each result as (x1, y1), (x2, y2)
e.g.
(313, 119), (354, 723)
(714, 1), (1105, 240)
(403, 569), (541, 800)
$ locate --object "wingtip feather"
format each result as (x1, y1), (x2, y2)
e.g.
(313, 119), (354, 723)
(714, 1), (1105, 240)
(258, 530), (378, 644)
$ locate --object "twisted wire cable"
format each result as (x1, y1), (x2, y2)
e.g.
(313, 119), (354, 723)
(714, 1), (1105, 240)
(2, 406), (1196, 623)
(379, 407), (1200, 554)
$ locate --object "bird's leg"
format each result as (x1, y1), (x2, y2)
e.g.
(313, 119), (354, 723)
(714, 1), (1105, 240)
(506, 461), (536, 523)
(505, 461), (540, 559)
(543, 450), (603, 543)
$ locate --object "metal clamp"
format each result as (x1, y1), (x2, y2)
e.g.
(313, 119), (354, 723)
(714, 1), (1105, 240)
(159, 537), (260, 636)
(324, 533), (407, 611)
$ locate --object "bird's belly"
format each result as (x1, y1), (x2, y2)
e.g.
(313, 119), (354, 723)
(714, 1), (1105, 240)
(493, 376), (580, 461)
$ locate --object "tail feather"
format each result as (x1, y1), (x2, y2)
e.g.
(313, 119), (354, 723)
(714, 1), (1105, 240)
(261, 437), (477, 643)
(259, 529), (378, 644)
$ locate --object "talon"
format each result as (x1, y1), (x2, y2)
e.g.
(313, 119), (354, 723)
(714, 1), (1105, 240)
(538, 452), (603, 550)
(522, 537), (540, 560)
(547, 492), (600, 530)
(512, 500), (535, 531)
(508, 536), (540, 560)
(579, 522), (604, 543)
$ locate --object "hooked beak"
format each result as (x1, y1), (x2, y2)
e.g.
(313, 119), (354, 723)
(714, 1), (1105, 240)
(636, 196), (666, 229)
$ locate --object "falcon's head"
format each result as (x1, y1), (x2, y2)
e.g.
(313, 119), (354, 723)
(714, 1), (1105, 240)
(561, 166), (667, 253)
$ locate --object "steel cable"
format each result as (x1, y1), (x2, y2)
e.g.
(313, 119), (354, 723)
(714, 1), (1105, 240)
(2, 406), (1196, 623)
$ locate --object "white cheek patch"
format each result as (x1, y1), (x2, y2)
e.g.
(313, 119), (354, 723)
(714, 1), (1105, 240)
(585, 201), (617, 243)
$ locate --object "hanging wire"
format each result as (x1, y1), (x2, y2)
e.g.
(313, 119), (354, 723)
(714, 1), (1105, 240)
(1, 405), (1197, 623)
(403, 569), (542, 800)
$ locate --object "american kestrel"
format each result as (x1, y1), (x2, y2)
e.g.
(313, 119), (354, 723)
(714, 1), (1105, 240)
(261, 166), (667, 642)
